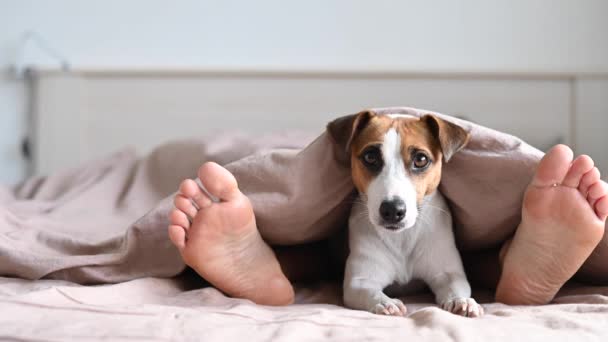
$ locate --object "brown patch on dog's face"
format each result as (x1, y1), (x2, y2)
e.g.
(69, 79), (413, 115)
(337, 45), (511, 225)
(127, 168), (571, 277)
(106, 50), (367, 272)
(327, 110), (470, 230)
(349, 115), (445, 204)
(349, 115), (392, 197)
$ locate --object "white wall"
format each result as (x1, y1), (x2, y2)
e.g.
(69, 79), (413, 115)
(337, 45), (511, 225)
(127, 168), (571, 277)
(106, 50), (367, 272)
(0, 71), (26, 184)
(1, 0), (608, 183)
(575, 79), (608, 178)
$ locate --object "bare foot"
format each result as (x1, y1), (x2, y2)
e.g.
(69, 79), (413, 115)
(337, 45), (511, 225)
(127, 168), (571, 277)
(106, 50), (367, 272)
(496, 145), (608, 305)
(168, 162), (294, 306)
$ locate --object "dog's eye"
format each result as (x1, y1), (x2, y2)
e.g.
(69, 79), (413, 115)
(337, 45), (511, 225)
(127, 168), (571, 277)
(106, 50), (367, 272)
(363, 151), (378, 165)
(360, 146), (383, 172)
(412, 152), (430, 170)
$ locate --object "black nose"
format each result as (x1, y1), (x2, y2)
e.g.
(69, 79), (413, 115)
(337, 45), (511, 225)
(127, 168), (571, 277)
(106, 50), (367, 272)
(379, 199), (406, 224)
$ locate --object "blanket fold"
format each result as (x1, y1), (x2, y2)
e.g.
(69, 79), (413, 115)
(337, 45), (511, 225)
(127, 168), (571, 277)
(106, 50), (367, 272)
(1, 107), (606, 285)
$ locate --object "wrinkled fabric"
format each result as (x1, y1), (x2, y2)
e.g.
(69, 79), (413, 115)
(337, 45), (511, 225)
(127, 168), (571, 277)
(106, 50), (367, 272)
(2, 107), (607, 282)
(1, 276), (608, 341)
(1, 107), (608, 341)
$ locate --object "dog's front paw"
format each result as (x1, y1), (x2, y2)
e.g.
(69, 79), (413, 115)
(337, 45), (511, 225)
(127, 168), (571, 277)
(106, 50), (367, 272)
(372, 298), (407, 316)
(441, 297), (484, 317)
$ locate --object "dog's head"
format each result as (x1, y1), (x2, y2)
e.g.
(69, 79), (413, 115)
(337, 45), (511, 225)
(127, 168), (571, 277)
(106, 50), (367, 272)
(328, 110), (470, 231)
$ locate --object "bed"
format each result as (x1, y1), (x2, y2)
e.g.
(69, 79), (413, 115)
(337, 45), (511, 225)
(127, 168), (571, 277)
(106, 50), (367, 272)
(2, 69), (607, 341)
(4, 276), (608, 341)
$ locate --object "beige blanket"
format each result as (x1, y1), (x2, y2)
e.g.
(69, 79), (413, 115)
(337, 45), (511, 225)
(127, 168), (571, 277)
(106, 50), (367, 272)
(3, 276), (608, 341)
(1, 107), (607, 340)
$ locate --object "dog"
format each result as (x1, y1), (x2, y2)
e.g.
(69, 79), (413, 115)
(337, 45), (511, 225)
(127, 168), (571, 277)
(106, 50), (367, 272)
(328, 110), (483, 317)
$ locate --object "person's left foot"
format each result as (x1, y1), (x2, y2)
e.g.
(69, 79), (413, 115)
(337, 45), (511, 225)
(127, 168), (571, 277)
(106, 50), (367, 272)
(496, 145), (608, 305)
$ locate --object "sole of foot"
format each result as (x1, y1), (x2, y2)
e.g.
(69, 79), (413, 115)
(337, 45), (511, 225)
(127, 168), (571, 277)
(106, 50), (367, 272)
(168, 162), (295, 306)
(496, 145), (607, 305)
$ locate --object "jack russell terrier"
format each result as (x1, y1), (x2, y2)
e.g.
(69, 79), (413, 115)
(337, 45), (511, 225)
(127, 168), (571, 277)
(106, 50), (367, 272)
(329, 110), (483, 318)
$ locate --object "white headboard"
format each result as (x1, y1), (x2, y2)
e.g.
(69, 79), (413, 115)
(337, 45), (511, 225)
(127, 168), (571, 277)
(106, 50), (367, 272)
(29, 68), (573, 175)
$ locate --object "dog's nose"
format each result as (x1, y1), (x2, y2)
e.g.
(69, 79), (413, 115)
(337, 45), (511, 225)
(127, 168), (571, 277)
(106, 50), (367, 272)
(379, 199), (406, 224)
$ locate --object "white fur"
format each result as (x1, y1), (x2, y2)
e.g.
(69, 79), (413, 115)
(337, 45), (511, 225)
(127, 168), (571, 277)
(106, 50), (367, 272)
(366, 129), (418, 229)
(385, 113), (417, 120)
(343, 128), (483, 318)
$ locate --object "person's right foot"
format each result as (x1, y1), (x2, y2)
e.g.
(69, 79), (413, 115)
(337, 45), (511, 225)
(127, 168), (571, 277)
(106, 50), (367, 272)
(168, 162), (294, 306)
(496, 145), (608, 305)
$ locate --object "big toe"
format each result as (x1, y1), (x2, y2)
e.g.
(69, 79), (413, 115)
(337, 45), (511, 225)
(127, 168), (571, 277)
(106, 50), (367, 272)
(532, 144), (573, 188)
(198, 162), (241, 202)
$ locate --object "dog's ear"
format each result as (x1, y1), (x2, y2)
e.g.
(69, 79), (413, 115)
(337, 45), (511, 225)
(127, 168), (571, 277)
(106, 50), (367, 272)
(422, 114), (470, 162)
(327, 110), (376, 155)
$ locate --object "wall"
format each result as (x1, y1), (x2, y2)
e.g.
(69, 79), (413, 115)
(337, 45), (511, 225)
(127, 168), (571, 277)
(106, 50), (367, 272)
(576, 79), (608, 176)
(1, 0), (607, 183)
(0, 70), (25, 184)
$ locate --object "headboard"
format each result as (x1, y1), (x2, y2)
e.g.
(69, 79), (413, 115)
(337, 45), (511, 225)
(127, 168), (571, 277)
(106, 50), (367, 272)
(29, 68), (572, 175)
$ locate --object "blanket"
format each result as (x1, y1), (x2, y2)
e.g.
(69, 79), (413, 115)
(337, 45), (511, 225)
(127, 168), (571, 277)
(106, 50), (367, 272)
(1, 107), (607, 341)
(3, 276), (608, 341)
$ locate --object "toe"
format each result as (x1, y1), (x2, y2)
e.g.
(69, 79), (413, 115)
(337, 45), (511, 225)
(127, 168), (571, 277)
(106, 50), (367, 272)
(579, 167), (601, 196)
(168, 225), (187, 250)
(387, 305), (397, 315)
(456, 301), (467, 315)
(468, 303), (483, 318)
(562, 155), (594, 188)
(396, 301), (408, 315)
(447, 299), (465, 315)
(532, 144), (574, 188)
(387, 302), (404, 316)
(179, 179), (212, 209)
(170, 209), (191, 229)
(587, 181), (608, 212)
(174, 194), (198, 219)
(198, 162), (241, 201)
(594, 196), (608, 221)
(442, 300), (455, 312)
(587, 181), (608, 207)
